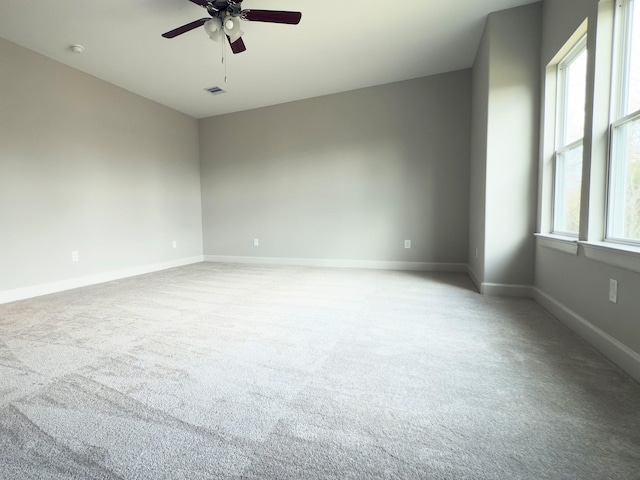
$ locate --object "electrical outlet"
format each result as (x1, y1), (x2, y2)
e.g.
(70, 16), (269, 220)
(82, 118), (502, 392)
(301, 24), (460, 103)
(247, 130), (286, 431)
(172, 240), (177, 249)
(404, 240), (411, 249)
(253, 238), (259, 247)
(71, 251), (79, 262)
(609, 279), (618, 303)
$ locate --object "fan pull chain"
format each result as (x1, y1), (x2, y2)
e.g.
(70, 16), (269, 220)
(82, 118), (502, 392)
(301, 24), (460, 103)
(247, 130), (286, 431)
(221, 36), (228, 83)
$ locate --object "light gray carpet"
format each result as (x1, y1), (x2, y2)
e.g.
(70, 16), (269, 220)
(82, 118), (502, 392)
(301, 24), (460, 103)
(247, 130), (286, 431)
(0, 263), (639, 479)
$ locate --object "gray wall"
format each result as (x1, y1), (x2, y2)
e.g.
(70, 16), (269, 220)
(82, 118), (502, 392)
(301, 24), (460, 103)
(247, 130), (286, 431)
(469, 3), (542, 290)
(485, 4), (541, 286)
(0, 38), (203, 292)
(541, 0), (597, 63)
(199, 72), (471, 264)
(469, 19), (490, 285)
(536, 0), (640, 378)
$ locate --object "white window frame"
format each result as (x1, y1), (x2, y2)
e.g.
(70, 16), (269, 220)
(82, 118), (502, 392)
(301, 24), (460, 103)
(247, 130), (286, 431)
(552, 36), (588, 237)
(606, 0), (640, 245)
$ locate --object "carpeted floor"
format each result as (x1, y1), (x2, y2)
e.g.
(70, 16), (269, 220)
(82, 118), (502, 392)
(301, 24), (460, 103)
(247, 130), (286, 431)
(0, 263), (639, 479)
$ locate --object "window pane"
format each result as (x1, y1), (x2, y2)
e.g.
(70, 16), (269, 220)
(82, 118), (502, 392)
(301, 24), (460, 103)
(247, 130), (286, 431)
(563, 48), (588, 145)
(627, 0), (640, 114)
(609, 116), (640, 241)
(554, 144), (583, 234)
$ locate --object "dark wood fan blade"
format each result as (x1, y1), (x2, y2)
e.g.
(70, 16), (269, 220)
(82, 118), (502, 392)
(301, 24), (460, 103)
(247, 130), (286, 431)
(227, 35), (247, 54)
(188, 0), (210, 6)
(162, 18), (210, 38)
(241, 10), (302, 25)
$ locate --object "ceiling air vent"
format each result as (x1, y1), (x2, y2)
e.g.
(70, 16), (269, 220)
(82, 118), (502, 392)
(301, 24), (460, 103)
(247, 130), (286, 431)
(204, 86), (226, 96)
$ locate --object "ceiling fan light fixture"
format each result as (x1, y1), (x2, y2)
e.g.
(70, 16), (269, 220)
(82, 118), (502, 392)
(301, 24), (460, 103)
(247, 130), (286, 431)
(204, 18), (222, 40)
(223, 15), (243, 43)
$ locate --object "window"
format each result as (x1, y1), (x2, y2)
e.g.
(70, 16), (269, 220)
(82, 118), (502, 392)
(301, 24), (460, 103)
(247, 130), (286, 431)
(553, 37), (588, 236)
(608, 0), (640, 243)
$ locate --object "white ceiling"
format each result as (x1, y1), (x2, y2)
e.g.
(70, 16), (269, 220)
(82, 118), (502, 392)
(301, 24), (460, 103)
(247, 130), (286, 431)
(0, 0), (539, 119)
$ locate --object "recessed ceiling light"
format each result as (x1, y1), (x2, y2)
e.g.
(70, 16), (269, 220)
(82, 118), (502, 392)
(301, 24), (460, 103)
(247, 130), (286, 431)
(69, 44), (85, 54)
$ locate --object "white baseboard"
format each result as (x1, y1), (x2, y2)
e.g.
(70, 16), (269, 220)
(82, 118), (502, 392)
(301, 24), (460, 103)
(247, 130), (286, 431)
(0, 256), (204, 305)
(534, 287), (640, 384)
(465, 266), (535, 297)
(480, 282), (536, 297)
(204, 255), (467, 272)
(465, 271), (640, 382)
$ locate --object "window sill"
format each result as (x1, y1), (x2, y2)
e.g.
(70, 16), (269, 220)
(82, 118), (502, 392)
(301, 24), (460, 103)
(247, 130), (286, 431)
(534, 233), (579, 255)
(580, 241), (640, 274)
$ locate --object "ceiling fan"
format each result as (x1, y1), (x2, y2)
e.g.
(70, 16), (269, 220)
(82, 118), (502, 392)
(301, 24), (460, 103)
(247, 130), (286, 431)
(162, 0), (302, 54)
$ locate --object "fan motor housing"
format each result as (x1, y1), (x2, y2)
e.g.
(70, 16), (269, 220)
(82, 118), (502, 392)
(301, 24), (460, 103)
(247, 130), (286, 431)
(207, 0), (241, 17)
